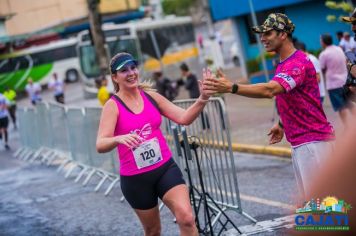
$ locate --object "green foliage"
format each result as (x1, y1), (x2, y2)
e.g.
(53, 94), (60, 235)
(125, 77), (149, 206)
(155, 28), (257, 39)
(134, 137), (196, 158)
(246, 59), (260, 74)
(255, 52), (276, 63)
(309, 48), (323, 57)
(162, 0), (196, 16)
(325, 1), (353, 22)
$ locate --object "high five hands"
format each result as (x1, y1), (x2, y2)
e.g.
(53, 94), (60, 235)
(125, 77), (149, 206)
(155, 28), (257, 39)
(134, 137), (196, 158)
(202, 68), (234, 94)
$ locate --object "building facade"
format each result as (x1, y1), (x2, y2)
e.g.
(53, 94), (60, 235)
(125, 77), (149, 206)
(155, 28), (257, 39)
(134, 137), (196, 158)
(209, 0), (353, 63)
(0, 0), (140, 37)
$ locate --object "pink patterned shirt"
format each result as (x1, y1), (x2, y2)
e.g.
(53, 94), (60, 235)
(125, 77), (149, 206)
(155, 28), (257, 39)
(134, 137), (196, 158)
(272, 50), (334, 147)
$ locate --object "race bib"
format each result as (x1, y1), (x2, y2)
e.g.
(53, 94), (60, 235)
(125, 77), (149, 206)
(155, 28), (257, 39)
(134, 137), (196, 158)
(133, 138), (162, 169)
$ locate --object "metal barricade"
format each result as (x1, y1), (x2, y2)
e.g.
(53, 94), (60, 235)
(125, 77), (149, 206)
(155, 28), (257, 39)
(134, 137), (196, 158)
(84, 107), (120, 195)
(62, 107), (92, 180)
(17, 103), (121, 197)
(84, 107), (117, 174)
(36, 102), (53, 149)
(65, 107), (91, 165)
(28, 102), (57, 164)
(15, 107), (33, 159)
(164, 97), (256, 225)
(16, 107), (40, 161)
(48, 103), (71, 156)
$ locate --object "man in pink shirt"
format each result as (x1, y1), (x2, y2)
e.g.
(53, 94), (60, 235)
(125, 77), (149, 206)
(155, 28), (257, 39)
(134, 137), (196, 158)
(203, 13), (334, 198)
(319, 34), (349, 124)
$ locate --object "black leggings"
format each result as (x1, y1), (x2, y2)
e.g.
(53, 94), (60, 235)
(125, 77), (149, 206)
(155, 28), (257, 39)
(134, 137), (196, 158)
(8, 105), (16, 125)
(120, 158), (185, 210)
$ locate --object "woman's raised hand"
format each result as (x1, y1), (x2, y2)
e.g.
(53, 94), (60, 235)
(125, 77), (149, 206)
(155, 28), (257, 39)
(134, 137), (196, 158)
(115, 133), (142, 149)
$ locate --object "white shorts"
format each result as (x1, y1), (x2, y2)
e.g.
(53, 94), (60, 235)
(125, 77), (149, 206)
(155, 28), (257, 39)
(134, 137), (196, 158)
(291, 141), (334, 199)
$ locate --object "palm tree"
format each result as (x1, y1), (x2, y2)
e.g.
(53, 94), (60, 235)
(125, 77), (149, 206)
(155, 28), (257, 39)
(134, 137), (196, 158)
(344, 203), (352, 213)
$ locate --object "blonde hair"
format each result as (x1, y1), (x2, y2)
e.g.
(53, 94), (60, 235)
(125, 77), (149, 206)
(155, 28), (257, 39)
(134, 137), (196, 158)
(110, 52), (155, 93)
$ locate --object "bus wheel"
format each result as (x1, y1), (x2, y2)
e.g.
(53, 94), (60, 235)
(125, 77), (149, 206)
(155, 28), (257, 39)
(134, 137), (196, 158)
(66, 69), (79, 83)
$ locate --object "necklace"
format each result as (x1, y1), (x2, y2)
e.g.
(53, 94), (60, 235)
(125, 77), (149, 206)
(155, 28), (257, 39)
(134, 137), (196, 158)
(125, 95), (141, 107)
(118, 91), (141, 107)
(132, 97), (140, 107)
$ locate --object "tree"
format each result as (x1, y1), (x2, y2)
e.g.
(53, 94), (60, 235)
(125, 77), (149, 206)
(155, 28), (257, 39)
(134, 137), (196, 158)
(325, 1), (354, 22)
(87, 0), (109, 77)
(162, 0), (196, 16)
(344, 202), (352, 213)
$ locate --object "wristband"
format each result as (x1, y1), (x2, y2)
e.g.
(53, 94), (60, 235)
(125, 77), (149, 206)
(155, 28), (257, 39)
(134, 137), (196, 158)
(231, 83), (238, 94)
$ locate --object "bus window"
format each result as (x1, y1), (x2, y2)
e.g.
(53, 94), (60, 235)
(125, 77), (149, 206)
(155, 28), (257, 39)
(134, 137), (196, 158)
(79, 45), (100, 78)
(107, 39), (138, 59)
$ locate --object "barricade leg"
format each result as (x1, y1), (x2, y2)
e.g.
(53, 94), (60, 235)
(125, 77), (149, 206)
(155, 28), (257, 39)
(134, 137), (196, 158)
(29, 147), (46, 163)
(22, 149), (35, 161)
(17, 147), (29, 159)
(104, 177), (120, 196)
(13, 147), (25, 158)
(57, 159), (72, 173)
(64, 163), (79, 178)
(82, 168), (96, 186)
(75, 166), (90, 183)
(46, 152), (64, 166)
(39, 150), (55, 164)
(18, 148), (31, 160)
(94, 173), (108, 192)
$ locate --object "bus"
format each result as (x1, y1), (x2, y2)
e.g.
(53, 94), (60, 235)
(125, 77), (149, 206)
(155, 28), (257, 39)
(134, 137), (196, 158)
(77, 16), (199, 97)
(0, 37), (81, 92)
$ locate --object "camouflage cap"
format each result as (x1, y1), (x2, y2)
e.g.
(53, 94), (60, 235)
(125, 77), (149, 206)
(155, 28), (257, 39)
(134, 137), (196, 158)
(252, 13), (295, 34)
(342, 8), (356, 23)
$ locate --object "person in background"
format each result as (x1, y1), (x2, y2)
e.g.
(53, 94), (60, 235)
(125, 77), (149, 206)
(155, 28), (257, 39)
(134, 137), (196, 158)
(152, 70), (177, 101)
(342, 8), (356, 107)
(179, 62), (210, 129)
(319, 34), (349, 125)
(96, 52), (215, 236)
(215, 31), (223, 49)
(197, 33), (204, 49)
(25, 78), (42, 105)
(339, 31), (356, 52)
(0, 93), (10, 150)
(97, 77), (110, 106)
(48, 73), (65, 104)
(3, 87), (17, 129)
(179, 63), (200, 99)
(336, 31), (344, 43)
(203, 13), (335, 199)
(295, 42), (326, 104)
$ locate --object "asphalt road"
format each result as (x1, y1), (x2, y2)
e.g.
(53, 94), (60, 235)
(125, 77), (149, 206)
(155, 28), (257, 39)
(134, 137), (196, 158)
(0, 130), (297, 235)
(6, 74), (336, 235)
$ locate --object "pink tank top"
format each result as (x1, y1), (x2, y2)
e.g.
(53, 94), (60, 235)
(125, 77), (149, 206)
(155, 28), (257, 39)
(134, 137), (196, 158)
(112, 90), (172, 176)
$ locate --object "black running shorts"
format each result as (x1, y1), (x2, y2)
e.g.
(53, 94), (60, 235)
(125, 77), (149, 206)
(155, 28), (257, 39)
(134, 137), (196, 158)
(0, 117), (8, 129)
(120, 158), (185, 210)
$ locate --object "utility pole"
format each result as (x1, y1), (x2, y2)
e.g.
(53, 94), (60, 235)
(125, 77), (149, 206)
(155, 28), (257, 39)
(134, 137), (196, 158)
(202, 0), (214, 37)
(248, 0), (269, 82)
(87, 0), (109, 77)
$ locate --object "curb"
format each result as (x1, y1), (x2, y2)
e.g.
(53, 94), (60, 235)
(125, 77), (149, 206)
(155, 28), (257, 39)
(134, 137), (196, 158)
(231, 143), (291, 158)
(166, 136), (291, 158)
